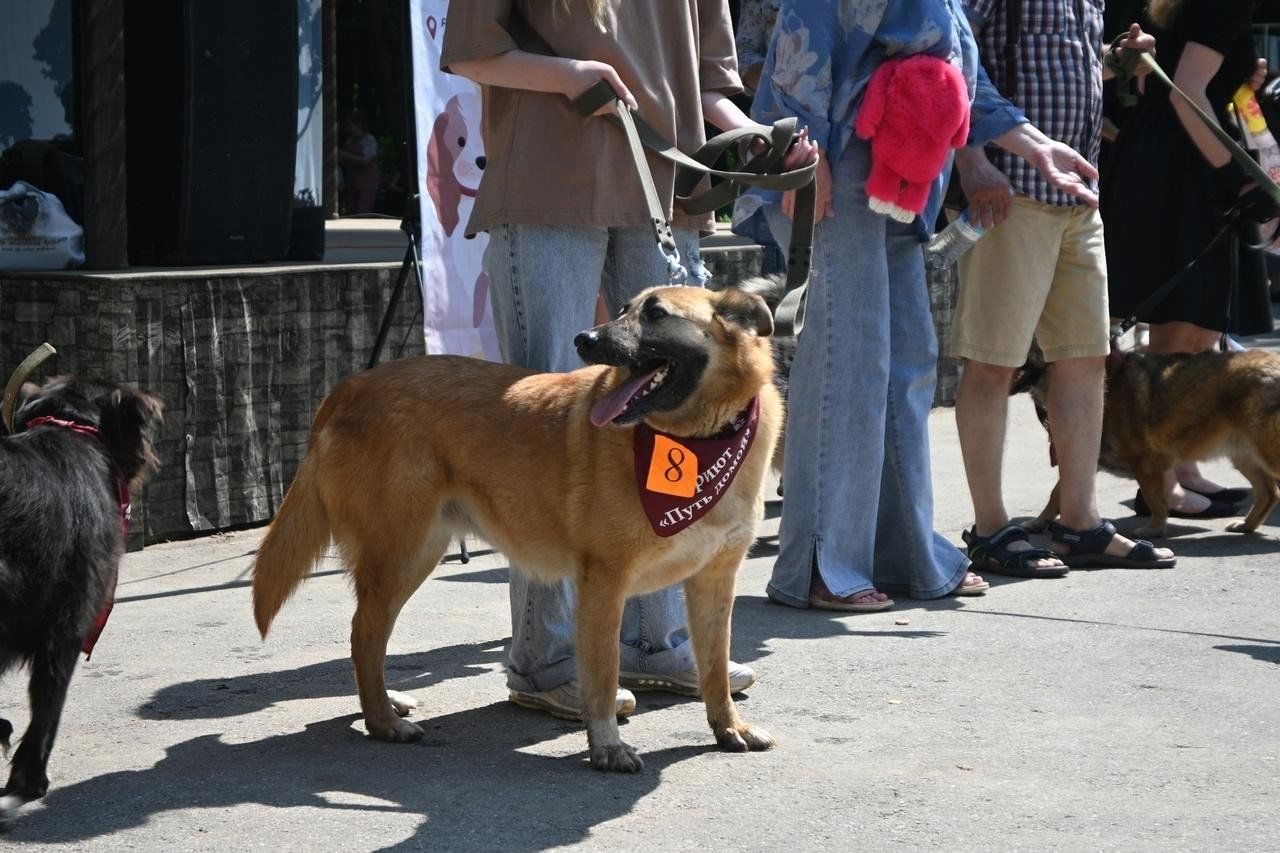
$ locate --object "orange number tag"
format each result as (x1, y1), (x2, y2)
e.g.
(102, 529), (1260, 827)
(645, 435), (697, 498)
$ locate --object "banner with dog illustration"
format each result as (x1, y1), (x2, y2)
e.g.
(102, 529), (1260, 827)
(409, 1), (500, 359)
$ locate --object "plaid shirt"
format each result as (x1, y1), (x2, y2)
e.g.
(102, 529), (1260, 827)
(966, 0), (1105, 206)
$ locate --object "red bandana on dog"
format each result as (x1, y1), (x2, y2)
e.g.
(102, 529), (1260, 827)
(633, 398), (759, 537)
(25, 415), (131, 659)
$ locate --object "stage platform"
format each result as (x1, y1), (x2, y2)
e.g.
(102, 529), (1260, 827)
(0, 260), (423, 546)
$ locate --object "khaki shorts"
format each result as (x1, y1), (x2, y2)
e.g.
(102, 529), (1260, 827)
(951, 195), (1111, 368)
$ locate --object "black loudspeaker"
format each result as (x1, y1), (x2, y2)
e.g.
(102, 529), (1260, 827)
(124, 0), (298, 265)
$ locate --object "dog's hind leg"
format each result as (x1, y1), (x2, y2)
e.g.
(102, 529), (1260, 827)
(574, 568), (641, 773)
(1226, 461), (1280, 533)
(1023, 480), (1061, 533)
(350, 530), (449, 743)
(684, 549), (773, 754)
(2, 639), (80, 813)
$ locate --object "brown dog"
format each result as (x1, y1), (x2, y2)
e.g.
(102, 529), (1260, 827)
(252, 285), (782, 772)
(1014, 348), (1280, 538)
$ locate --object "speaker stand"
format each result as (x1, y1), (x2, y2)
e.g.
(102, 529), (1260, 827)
(367, 196), (424, 370)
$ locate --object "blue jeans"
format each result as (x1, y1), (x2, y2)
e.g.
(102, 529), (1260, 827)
(483, 222), (709, 692)
(764, 140), (970, 605)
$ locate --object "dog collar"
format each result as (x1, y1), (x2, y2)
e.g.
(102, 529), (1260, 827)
(24, 414), (131, 658)
(633, 398), (760, 537)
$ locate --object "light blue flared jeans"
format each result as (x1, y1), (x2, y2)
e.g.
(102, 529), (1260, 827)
(483, 222), (709, 692)
(765, 139), (970, 605)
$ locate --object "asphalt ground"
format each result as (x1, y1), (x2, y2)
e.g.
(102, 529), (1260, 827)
(2, 322), (1279, 850)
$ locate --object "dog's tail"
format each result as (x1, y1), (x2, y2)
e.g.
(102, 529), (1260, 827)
(252, 449), (332, 638)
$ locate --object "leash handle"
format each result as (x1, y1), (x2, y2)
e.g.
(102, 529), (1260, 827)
(2, 342), (56, 434)
(571, 78), (817, 332)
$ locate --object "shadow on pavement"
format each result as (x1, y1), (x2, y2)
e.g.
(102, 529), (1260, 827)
(8, 709), (715, 848)
(137, 642), (509, 721)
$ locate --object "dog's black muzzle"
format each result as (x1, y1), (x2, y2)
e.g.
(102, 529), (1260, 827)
(574, 324), (641, 368)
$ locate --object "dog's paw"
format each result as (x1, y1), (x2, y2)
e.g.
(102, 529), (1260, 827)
(714, 722), (775, 753)
(386, 690), (419, 717)
(0, 719), (11, 758)
(1225, 520), (1259, 534)
(366, 716), (424, 743)
(588, 742), (644, 773)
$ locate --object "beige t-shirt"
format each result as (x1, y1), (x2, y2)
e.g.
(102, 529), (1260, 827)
(440, 0), (742, 235)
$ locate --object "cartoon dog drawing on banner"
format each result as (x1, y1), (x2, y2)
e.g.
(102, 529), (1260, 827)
(426, 89), (499, 360)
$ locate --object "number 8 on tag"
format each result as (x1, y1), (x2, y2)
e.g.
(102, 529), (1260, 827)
(645, 435), (697, 498)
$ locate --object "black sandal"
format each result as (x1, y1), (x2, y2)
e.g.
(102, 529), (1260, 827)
(1047, 519), (1176, 569)
(962, 524), (1069, 578)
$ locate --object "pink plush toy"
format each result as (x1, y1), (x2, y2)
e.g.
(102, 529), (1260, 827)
(854, 54), (971, 223)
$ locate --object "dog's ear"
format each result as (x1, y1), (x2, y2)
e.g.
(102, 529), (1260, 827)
(100, 387), (164, 485)
(426, 108), (460, 236)
(714, 289), (774, 338)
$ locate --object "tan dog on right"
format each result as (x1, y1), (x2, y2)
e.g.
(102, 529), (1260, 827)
(1015, 348), (1280, 539)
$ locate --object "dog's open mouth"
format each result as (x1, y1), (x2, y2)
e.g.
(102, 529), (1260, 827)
(590, 361), (672, 427)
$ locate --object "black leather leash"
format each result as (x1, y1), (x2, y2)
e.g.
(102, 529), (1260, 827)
(568, 80), (817, 336)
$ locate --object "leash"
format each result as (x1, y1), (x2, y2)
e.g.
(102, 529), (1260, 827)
(504, 11), (817, 334)
(1, 342), (56, 434)
(569, 81), (817, 336)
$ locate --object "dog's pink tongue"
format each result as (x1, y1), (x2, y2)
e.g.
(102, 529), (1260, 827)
(590, 368), (659, 427)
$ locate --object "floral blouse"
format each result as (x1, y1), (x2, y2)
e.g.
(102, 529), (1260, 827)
(744, 0), (1028, 229)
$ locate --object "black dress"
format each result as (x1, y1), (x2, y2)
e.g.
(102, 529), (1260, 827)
(1102, 0), (1274, 336)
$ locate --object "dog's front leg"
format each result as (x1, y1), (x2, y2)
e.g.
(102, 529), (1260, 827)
(684, 551), (773, 753)
(1133, 465), (1171, 539)
(574, 571), (641, 773)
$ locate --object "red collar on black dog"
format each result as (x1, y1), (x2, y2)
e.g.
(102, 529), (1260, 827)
(633, 398), (759, 537)
(24, 415), (132, 659)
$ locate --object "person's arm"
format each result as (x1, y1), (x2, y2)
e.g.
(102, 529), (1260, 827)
(1169, 41), (1233, 167)
(993, 122), (1100, 207)
(449, 51), (639, 113)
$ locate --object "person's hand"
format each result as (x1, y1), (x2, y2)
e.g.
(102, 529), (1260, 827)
(1027, 138), (1099, 207)
(782, 147), (831, 220)
(1109, 23), (1155, 93)
(1251, 58), (1269, 93)
(566, 59), (638, 114)
(955, 149), (1013, 228)
(748, 126), (819, 172)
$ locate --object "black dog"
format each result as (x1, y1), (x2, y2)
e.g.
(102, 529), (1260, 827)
(0, 376), (162, 822)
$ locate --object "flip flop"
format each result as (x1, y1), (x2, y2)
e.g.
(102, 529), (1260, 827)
(1048, 519), (1176, 569)
(808, 590), (895, 612)
(951, 572), (990, 596)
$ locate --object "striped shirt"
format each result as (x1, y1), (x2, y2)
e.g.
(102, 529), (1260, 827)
(966, 0), (1105, 206)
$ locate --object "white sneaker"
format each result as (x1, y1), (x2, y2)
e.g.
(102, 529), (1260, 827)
(618, 662), (757, 697)
(508, 681), (636, 722)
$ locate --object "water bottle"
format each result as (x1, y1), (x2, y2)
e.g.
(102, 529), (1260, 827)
(925, 208), (986, 270)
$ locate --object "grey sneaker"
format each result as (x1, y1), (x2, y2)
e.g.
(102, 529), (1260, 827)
(508, 681), (637, 722)
(618, 662), (757, 697)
